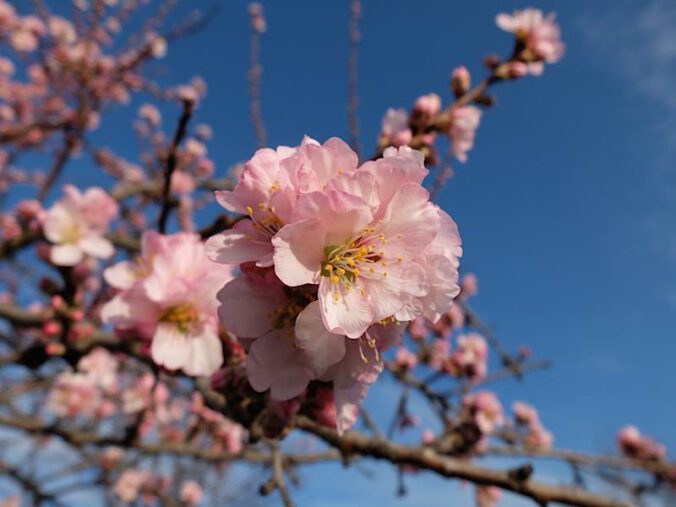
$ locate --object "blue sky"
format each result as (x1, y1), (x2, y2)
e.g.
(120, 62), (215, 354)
(13, 0), (676, 505)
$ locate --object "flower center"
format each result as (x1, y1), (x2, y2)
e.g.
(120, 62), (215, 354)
(61, 222), (83, 243)
(270, 302), (305, 330)
(132, 255), (153, 280)
(160, 303), (198, 333)
(245, 204), (284, 237)
(320, 226), (396, 302)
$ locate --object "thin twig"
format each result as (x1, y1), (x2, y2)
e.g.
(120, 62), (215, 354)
(248, 3), (267, 148)
(157, 99), (194, 233)
(37, 129), (80, 202)
(347, 0), (361, 158)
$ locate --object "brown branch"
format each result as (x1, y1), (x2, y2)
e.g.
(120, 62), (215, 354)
(259, 442), (296, 507)
(483, 444), (675, 478)
(294, 416), (632, 507)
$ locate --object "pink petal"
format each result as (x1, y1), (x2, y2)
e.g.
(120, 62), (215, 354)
(295, 301), (346, 375)
(272, 219), (326, 287)
(319, 279), (375, 339)
(50, 244), (83, 266)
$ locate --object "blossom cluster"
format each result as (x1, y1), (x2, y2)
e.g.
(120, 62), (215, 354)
(512, 401), (553, 450)
(113, 469), (202, 506)
(206, 137), (462, 432)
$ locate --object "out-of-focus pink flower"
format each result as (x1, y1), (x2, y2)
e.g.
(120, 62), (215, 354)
(138, 103), (161, 126)
(381, 108), (412, 147)
(47, 371), (106, 418)
(476, 485), (502, 507)
(395, 347), (418, 370)
(449, 333), (487, 382)
(48, 16), (76, 44)
(463, 391), (504, 435)
(101, 447), (124, 469)
(249, 2), (267, 33)
(449, 106), (481, 163)
(513, 401), (539, 426)
(43, 185), (118, 266)
(428, 338), (449, 370)
(617, 425), (666, 461)
(77, 348), (118, 393)
(496, 8), (564, 76)
(180, 480), (203, 506)
(114, 469), (151, 503)
(461, 273), (478, 297)
(414, 93), (441, 116)
(451, 66), (471, 96)
(0, 496), (20, 507)
(171, 170), (196, 194)
(101, 232), (234, 376)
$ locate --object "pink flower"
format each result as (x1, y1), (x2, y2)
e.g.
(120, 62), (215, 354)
(526, 424), (553, 450)
(451, 66), (471, 96)
(617, 425), (666, 461)
(103, 230), (168, 290)
(0, 496), (20, 507)
(463, 391), (504, 435)
(513, 401), (539, 426)
(414, 93), (441, 116)
(205, 143), (306, 267)
(449, 333), (488, 382)
(114, 469), (151, 503)
(318, 322), (401, 434)
(476, 485), (501, 507)
(395, 347), (418, 370)
(496, 9), (564, 75)
(180, 480), (203, 506)
(43, 185), (118, 266)
(48, 16), (76, 44)
(273, 165), (441, 338)
(449, 106), (481, 163)
(461, 273), (478, 297)
(138, 103), (161, 126)
(77, 347), (118, 393)
(216, 272), (318, 400)
(101, 233), (234, 376)
(47, 371), (105, 418)
(381, 108), (412, 147)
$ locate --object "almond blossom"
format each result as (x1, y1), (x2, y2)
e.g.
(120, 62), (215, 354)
(617, 425), (666, 461)
(216, 270), (318, 400)
(272, 146), (450, 338)
(496, 8), (564, 76)
(449, 106), (482, 163)
(449, 333), (488, 382)
(381, 108), (412, 147)
(463, 390), (504, 435)
(101, 232), (234, 376)
(43, 185), (118, 266)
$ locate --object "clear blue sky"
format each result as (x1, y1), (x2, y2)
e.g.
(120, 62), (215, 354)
(36, 0), (676, 505)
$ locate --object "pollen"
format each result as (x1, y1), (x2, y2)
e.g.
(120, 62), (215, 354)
(160, 303), (198, 333)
